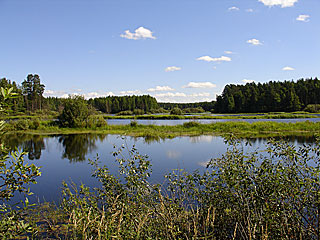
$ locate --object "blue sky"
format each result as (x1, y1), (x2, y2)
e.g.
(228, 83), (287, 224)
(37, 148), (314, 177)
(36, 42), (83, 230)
(1, 0), (319, 102)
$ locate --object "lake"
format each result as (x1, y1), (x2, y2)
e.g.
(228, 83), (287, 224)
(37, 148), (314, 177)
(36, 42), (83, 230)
(4, 133), (316, 204)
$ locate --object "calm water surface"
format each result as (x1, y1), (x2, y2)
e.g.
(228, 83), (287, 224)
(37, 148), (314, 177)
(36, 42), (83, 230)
(4, 133), (316, 204)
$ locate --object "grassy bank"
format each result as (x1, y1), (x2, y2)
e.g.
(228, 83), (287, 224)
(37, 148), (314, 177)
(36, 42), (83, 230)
(5, 119), (320, 138)
(2, 111), (319, 121)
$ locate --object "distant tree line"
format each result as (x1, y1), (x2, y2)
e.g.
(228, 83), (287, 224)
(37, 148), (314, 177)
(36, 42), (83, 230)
(0, 74), (45, 113)
(215, 78), (320, 113)
(159, 101), (215, 112)
(1, 74), (320, 115)
(88, 95), (159, 114)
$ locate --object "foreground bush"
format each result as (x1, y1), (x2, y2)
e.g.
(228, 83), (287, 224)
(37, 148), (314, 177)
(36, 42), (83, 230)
(59, 137), (320, 239)
(0, 88), (41, 238)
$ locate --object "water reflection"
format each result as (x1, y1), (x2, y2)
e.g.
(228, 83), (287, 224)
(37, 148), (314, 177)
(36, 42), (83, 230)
(129, 135), (167, 144)
(244, 135), (317, 144)
(2, 133), (317, 164)
(3, 133), (107, 163)
(189, 135), (217, 143)
(2, 134), (45, 160)
(166, 150), (182, 159)
(4, 133), (319, 204)
(58, 134), (104, 162)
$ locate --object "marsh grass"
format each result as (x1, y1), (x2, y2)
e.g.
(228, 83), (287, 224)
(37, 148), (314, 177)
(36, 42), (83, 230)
(5, 120), (320, 139)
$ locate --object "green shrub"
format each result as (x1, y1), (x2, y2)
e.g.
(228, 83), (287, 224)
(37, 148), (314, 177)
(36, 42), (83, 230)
(133, 109), (144, 115)
(304, 104), (320, 113)
(148, 108), (169, 114)
(29, 118), (40, 129)
(116, 110), (133, 116)
(183, 121), (201, 128)
(58, 95), (90, 128)
(13, 119), (30, 130)
(0, 87), (41, 238)
(59, 138), (320, 239)
(130, 120), (138, 127)
(87, 115), (107, 128)
(170, 107), (182, 115)
(96, 115), (107, 128)
(183, 107), (205, 113)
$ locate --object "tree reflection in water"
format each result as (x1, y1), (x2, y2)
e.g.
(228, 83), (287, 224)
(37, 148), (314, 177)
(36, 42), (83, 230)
(58, 134), (106, 162)
(3, 133), (316, 163)
(2, 134), (45, 160)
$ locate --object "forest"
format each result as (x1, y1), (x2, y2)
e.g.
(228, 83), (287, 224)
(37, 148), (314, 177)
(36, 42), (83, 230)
(215, 77), (320, 113)
(1, 74), (320, 114)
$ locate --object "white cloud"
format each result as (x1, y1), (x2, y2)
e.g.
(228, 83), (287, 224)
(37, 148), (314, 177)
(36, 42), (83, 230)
(224, 51), (233, 54)
(154, 92), (187, 98)
(247, 38), (262, 45)
(120, 27), (156, 40)
(147, 86), (174, 92)
(83, 92), (115, 99)
(60, 94), (70, 98)
(246, 8), (254, 12)
(44, 90), (115, 99)
(228, 6), (240, 11)
(153, 92), (213, 103)
(189, 92), (211, 97)
(190, 135), (215, 143)
(198, 160), (210, 167)
(165, 66), (181, 72)
(196, 55), (231, 62)
(182, 82), (216, 88)
(282, 66), (295, 71)
(44, 90), (67, 97)
(258, 0), (298, 8)
(242, 79), (255, 83)
(166, 150), (181, 159)
(119, 90), (142, 95)
(296, 14), (310, 22)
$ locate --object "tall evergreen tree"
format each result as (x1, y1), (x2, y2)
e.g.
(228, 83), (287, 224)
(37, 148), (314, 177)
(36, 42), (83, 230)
(21, 74), (45, 112)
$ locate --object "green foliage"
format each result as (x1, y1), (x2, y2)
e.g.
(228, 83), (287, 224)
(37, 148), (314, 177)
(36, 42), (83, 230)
(13, 119), (30, 130)
(183, 107), (205, 113)
(0, 88), (41, 238)
(116, 110), (133, 115)
(130, 120), (138, 127)
(61, 144), (153, 239)
(166, 137), (320, 239)
(170, 107), (182, 115)
(21, 74), (45, 112)
(215, 77), (320, 113)
(133, 109), (144, 115)
(58, 95), (90, 128)
(29, 118), (41, 129)
(304, 104), (320, 113)
(86, 115), (107, 129)
(57, 137), (320, 239)
(148, 107), (169, 114)
(88, 95), (158, 114)
(159, 101), (215, 112)
(182, 121), (201, 128)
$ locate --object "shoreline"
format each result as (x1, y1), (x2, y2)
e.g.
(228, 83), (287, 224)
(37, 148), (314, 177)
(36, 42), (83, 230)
(6, 121), (320, 138)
